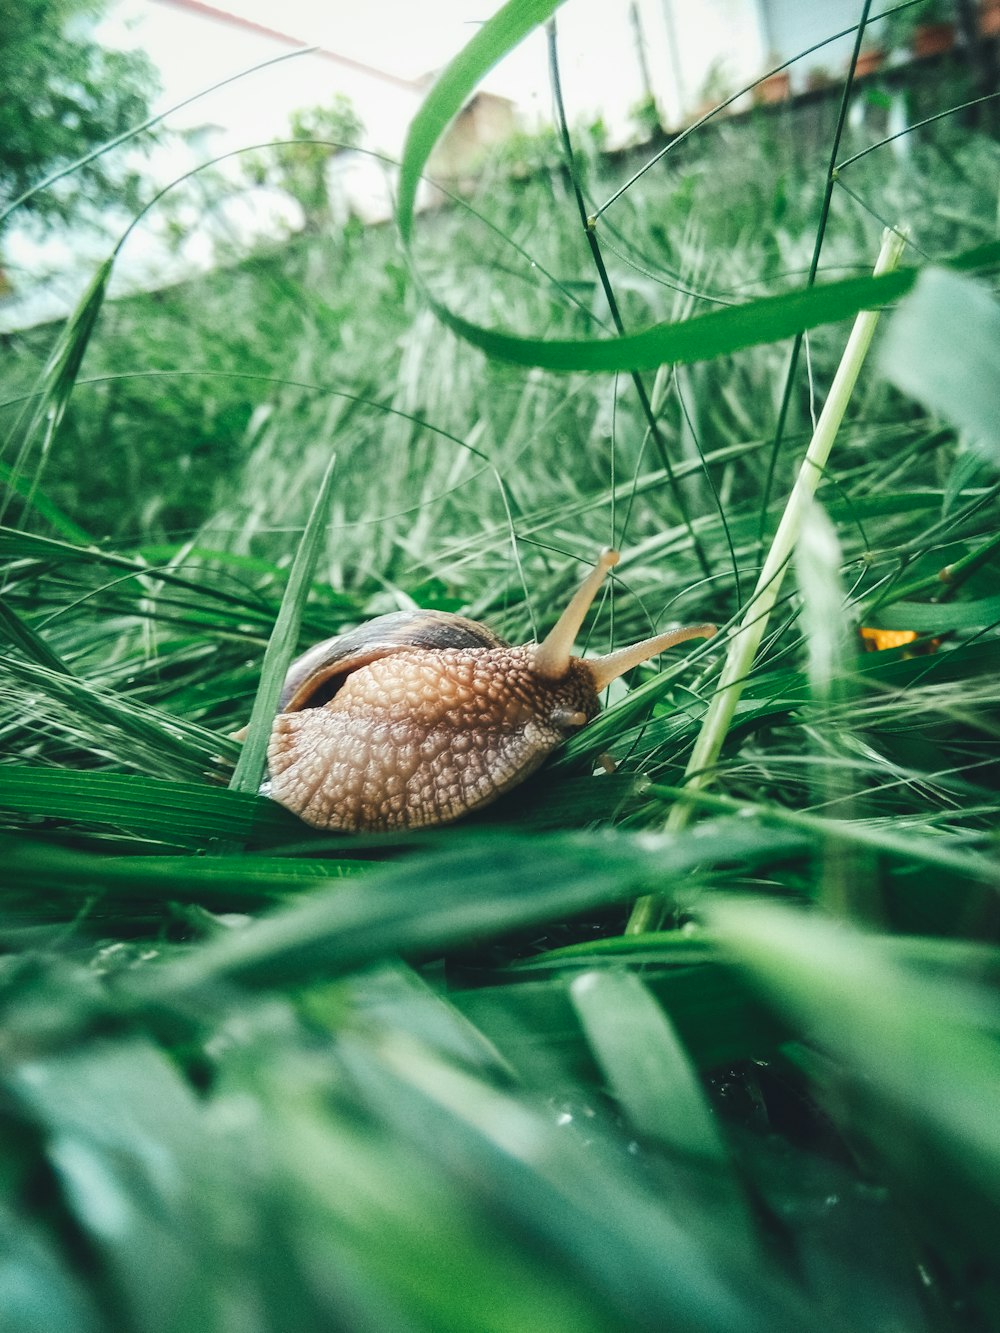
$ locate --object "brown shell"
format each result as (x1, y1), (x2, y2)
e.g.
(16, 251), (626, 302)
(267, 643), (598, 833)
(278, 609), (508, 711)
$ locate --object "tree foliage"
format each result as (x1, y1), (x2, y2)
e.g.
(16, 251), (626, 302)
(0, 0), (157, 233)
(250, 95), (365, 232)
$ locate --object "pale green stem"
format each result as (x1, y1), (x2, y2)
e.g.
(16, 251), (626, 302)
(627, 227), (907, 935)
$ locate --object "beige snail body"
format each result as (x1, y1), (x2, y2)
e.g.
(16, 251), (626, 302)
(264, 551), (714, 833)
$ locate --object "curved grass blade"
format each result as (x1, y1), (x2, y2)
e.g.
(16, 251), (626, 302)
(397, 0), (566, 243)
(414, 233), (998, 375)
(397, 0), (1000, 375)
(428, 264), (918, 373)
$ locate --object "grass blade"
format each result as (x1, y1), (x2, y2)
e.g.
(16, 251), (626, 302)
(705, 896), (1000, 1282)
(569, 968), (757, 1247)
(124, 821), (801, 997)
(0, 596), (73, 675)
(0, 768), (299, 849)
(2, 260), (111, 539)
(397, 0), (566, 242)
(228, 451), (337, 797)
(570, 969), (733, 1163)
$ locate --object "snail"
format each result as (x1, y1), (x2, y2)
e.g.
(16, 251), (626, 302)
(265, 550), (714, 832)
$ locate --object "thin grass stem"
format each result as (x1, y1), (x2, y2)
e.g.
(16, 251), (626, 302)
(756, 0), (874, 549)
(626, 227), (907, 935)
(545, 19), (712, 580)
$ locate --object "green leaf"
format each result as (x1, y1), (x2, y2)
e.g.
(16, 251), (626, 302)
(9, 1040), (226, 1333)
(134, 821), (806, 996)
(1, 834), (366, 919)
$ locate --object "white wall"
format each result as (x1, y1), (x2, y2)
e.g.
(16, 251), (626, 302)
(759, 0), (868, 89)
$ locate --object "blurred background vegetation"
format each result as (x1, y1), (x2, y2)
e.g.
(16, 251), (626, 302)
(0, 0), (155, 239)
(1, 2), (999, 1330)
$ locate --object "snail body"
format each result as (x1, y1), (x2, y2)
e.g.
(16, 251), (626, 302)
(265, 551), (713, 832)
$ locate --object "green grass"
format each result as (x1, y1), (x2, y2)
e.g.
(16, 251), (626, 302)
(1, 4), (1000, 1329)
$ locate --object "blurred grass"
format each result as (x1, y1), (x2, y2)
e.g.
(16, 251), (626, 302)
(1, 4), (999, 1330)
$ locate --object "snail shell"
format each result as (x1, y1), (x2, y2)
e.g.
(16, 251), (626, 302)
(265, 551), (714, 833)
